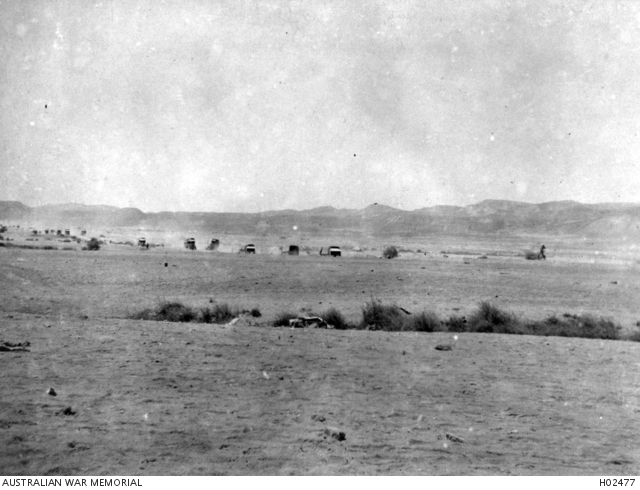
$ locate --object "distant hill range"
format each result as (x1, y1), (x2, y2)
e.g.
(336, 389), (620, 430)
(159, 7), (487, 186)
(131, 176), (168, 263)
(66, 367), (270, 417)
(1, 200), (640, 238)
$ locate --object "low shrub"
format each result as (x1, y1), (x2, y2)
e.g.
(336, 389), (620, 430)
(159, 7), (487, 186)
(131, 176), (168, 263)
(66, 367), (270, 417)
(359, 298), (405, 331)
(322, 307), (353, 330)
(154, 301), (196, 322)
(383, 245), (399, 259)
(579, 314), (620, 340)
(131, 308), (155, 321)
(199, 303), (239, 324)
(467, 302), (524, 334)
(85, 238), (100, 251)
(250, 307), (262, 317)
(273, 311), (298, 327)
(625, 331), (640, 343)
(445, 315), (468, 332)
(407, 311), (442, 332)
(526, 313), (621, 340)
(132, 300), (252, 324)
(525, 251), (540, 260)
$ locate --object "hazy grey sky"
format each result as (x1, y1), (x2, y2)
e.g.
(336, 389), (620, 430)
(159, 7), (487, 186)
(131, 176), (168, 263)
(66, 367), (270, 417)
(1, 0), (639, 212)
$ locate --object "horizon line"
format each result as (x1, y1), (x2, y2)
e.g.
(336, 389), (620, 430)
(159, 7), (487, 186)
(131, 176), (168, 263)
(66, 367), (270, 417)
(2, 198), (640, 215)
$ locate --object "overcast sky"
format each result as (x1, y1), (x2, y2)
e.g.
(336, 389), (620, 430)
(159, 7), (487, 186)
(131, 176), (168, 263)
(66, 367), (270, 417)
(1, 1), (639, 212)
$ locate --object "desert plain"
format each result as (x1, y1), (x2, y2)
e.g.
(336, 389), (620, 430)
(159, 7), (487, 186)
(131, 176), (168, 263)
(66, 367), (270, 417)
(1, 227), (640, 475)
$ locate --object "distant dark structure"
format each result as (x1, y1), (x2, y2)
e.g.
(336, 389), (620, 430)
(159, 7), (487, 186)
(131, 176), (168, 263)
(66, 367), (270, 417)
(81, 230), (87, 236)
(138, 237), (146, 247)
(64, 229), (70, 236)
(539, 245), (546, 260)
(206, 239), (220, 251)
(56, 230), (62, 235)
(329, 246), (341, 257)
(240, 244), (256, 254)
(288, 245), (299, 256)
(184, 238), (196, 250)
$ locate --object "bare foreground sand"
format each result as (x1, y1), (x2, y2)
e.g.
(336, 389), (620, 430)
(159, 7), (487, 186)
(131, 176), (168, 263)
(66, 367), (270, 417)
(1, 242), (640, 475)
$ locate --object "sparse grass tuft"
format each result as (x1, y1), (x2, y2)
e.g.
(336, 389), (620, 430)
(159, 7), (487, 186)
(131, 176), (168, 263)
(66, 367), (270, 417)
(467, 302), (524, 334)
(132, 300), (248, 325)
(273, 311), (298, 327)
(154, 301), (196, 322)
(527, 313), (621, 340)
(131, 308), (155, 321)
(321, 307), (353, 330)
(132, 301), (195, 322)
(576, 314), (620, 339)
(407, 311), (442, 332)
(625, 330), (640, 343)
(445, 315), (468, 332)
(199, 303), (239, 324)
(359, 298), (405, 331)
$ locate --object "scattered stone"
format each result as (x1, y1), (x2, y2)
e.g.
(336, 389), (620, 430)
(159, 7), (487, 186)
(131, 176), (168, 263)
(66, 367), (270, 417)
(611, 281), (618, 285)
(288, 316), (332, 329)
(445, 433), (465, 443)
(435, 344), (453, 351)
(262, 371), (270, 380)
(608, 458), (632, 466)
(0, 341), (30, 352)
(47, 387), (57, 396)
(60, 406), (76, 416)
(311, 414), (326, 422)
(323, 427), (346, 442)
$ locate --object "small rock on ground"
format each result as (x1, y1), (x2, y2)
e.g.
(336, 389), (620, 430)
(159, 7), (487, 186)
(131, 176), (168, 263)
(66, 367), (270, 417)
(323, 427), (346, 442)
(435, 344), (453, 351)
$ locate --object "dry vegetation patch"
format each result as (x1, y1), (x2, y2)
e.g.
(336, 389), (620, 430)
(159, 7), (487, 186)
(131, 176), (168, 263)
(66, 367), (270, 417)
(131, 300), (252, 324)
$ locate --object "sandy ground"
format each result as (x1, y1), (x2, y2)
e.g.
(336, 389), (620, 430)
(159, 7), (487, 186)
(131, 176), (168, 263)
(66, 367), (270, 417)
(1, 236), (640, 475)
